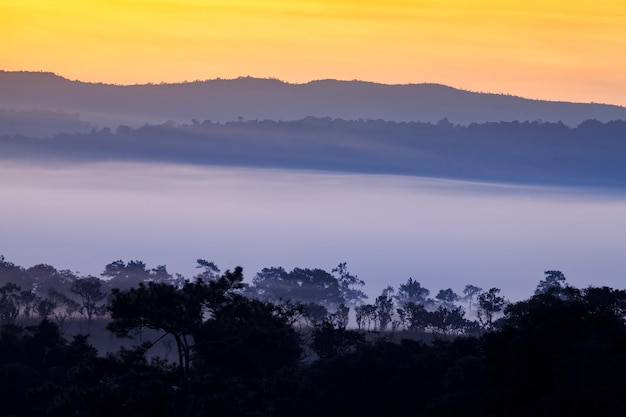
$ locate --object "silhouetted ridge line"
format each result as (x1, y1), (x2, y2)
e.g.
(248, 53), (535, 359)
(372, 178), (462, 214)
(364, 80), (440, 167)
(2, 70), (626, 128)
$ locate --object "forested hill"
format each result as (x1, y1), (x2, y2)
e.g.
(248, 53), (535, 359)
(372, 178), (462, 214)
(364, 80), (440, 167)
(2, 118), (626, 189)
(2, 71), (626, 127)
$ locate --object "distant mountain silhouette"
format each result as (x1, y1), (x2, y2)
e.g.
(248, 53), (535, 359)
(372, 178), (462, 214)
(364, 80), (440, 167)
(2, 71), (626, 130)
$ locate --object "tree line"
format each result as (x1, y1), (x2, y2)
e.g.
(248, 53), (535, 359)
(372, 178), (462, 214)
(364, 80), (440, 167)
(3, 117), (626, 188)
(1, 255), (626, 416)
(1, 256), (513, 334)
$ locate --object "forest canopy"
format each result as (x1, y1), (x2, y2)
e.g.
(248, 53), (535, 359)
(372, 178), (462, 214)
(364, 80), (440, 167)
(1, 254), (626, 416)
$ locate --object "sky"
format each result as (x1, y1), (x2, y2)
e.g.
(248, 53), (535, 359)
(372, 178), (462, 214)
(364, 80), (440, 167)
(2, 0), (626, 106)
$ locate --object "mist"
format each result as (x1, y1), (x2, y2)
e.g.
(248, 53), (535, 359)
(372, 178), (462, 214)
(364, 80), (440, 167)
(2, 161), (625, 301)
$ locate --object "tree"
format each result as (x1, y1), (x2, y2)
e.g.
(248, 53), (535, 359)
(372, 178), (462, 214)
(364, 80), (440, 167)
(435, 288), (460, 309)
(108, 280), (204, 385)
(375, 286), (395, 331)
(26, 264), (75, 298)
(301, 302), (329, 327)
(71, 276), (107, 325)
(311, 320), (364, 359)
(332, 262), (367, 305)
(463, 284), (482, 312)
(355, 304), (377, 331)
(194, 259), (220, 281)
(0, 256), (29, 289)
(101, 259), (126, 280)
(169, 273), (187, 289)
(102, 260), (151, 290)
(535, 270), (566, 295)
(0, 315), (102, 416)
(397, 302), (430, 332)
(431, 305), (469, 335)
(0, 283), (21, 324)
(122, 260), (151, 285)
(192, 294), (302, 378)
(329, 303), (350, 330)
(48, 288), (80, 331)
(583, 286), (626, 318)
(249, 266), (286, 300)
(395, 278), (430, 307)
(18, 290), (39, 318)
(108, 267), (245, 386)
(484, 286), (626, 417)
(150, 265), (173, 283)
(477, 288), (505, 329)
(36, 298), (57, 319)
(200, 267), (246, 313)
(250, 266), (343, 307)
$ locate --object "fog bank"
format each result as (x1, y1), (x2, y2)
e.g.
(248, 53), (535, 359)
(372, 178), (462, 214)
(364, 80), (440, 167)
(2, 162), (625, 300)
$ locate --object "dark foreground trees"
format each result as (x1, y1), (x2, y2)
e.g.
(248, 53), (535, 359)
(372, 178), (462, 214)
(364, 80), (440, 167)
(2, 257), (626, 417)
(0, 319), (97, 417)
(107, 268), (248, 384)
(106, 266), (302, 415)
(291, 285), (626, 417)
(482, 286), (626, 417)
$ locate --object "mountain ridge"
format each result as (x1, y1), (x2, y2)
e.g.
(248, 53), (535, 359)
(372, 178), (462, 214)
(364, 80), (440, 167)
(2, 70), (626, 129)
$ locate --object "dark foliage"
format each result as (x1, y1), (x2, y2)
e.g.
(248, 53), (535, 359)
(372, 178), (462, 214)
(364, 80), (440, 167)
(1, 257), (626, 416)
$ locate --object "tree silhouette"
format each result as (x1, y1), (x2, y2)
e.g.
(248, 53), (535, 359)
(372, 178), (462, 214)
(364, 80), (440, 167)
(102, 260), (152, 290)
(194, 259), (220, 281)
(431, 305), (470, 335)
(312, 320), (364, 359)
(484, 287), (626, 417)
(19, 289), (41, 318)
(108, 281), (204, 386)
(192, 294), (302, 378)
(329, 303), (350, 329)
(332, 262), (367, 306)
(375, 286), (395, 331)
(48, 288), (80, 330)
(0, 283), (21, 324)
(108, 267), (245, 386)
(397, 302), (430, 331)
(36, 297), (57, 318)
(395, 277), (430, 307)
(355, 304), (377, 331)
(535, 270), (566, 295)
(477, 288), (505, 329)
(301, 302), (329, 326)
(71, 276), (107, 325)
(435, 288), (460, 309)
(150, 264), (173, 283)
(463, 284), (482, 312)
(250, 267), (343, 307)
(0, 256), (29, 289)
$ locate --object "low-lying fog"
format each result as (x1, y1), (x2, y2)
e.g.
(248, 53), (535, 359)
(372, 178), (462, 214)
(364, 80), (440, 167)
(2, 162), (625, 301)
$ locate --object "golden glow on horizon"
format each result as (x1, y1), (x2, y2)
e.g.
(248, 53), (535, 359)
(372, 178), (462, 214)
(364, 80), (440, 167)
(1, 0), (626, 105)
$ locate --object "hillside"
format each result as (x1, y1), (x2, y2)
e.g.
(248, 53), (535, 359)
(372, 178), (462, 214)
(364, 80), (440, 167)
(3, 118), (626, 189)
(2, 71), (626, 129)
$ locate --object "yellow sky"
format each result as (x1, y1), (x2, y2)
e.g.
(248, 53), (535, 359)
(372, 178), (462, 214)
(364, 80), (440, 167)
(2, 0), (626, 105)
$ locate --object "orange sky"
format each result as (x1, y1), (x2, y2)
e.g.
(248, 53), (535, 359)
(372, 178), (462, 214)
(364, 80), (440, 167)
(2, 0), (626, 105)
